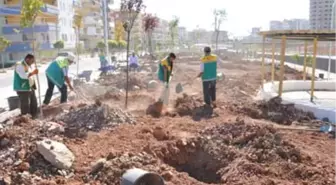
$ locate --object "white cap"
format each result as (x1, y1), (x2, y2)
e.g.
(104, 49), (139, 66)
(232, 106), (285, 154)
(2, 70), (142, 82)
(67, 52), (76, 62)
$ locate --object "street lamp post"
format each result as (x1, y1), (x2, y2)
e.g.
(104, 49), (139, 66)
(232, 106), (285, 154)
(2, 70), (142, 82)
(102, 0), (109, 61)
(327, 0), (336, 80)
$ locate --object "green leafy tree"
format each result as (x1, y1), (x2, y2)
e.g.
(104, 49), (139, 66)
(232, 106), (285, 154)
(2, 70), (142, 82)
(118, 40), (127, 49)
(169, 16), (179, 49)
(20, 0), (44, 117)
(108, 40), (118, 52)
(120, 0), (145, 108)
(53, 40), (64, 54)
(97, 41), (106, 52)
(213, 9), (227, 52)
(0, 36), (11, 70)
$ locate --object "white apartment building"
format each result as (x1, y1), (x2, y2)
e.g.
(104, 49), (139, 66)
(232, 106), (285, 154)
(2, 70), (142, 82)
(58, 0), (76, 49)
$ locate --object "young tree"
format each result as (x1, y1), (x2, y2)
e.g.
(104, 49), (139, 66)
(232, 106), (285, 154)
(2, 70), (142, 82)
(168, 16), (179, 49)
(143, 14), (159, 55)
(120, 0), (145, 108)
(73, 11), (83, 75)
(213, 9), (227, 52)
(20, 0), (44, 117)
(53, 40), (64, 54)
(0, 36), (11, 71)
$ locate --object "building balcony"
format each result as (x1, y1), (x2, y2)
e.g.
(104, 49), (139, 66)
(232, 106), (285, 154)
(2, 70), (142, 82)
(5, 41), (54, 53)
(2, 24), (56, 34)
(0, 4), (58, 16)
(76, 0), (101, 15)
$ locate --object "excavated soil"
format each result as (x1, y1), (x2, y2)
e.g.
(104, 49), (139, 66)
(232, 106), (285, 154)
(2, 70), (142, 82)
(232, 96), (316, 125)
(0, 56), (334, 185)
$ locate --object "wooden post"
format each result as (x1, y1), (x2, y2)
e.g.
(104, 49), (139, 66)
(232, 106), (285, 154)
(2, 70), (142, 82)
(303, 41), (308, 80)
(278, 36), (287, 97)
(310, 38), (318, 102)
(271, 39), (275, 82)
(261, 35), (265, 88)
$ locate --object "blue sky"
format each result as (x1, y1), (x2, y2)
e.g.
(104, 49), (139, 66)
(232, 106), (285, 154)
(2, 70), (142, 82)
(112, 0), (309, 36)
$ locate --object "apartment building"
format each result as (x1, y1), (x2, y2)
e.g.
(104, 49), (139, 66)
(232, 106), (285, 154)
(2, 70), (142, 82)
(58, 0), (76, 49)
(310, 0), (335, 30)
(0, 0), (59, 62)
(75, 0), (104, 50)
(269, 19), (310, 30)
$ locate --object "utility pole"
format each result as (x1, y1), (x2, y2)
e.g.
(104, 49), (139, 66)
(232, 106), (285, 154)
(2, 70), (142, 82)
(102, 0), (109, 60)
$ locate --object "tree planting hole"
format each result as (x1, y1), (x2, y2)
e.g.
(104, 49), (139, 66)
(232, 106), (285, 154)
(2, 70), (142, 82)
(164, 147), (221, 184)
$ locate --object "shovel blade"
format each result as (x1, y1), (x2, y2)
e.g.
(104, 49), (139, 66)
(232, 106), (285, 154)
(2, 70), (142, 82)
(175, 83), (183, 94)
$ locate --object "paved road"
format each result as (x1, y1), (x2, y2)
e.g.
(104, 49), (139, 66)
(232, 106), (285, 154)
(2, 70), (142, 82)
(0, 53), (127, 109)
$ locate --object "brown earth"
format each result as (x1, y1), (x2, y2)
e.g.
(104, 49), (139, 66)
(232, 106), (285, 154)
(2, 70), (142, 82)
(0, 55), (334, 185)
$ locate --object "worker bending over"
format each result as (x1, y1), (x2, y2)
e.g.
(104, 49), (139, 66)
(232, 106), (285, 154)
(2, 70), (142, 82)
(157, 53), (176, 105)
(13, 54), (39, 118)
(197, 47), (217, 108)
(43, 53), (75, 105)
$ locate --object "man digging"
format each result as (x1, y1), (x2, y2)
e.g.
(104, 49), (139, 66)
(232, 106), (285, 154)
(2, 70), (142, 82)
(155, 53), (177, 113)
(13, 54), (39, 119)
(197, 47), (217, 108)
(43, 53), (75, 106)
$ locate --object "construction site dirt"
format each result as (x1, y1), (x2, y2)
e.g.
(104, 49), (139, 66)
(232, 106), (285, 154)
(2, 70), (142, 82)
(0, 53), (334, 185)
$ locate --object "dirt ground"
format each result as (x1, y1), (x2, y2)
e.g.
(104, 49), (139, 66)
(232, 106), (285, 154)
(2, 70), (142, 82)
(0, 53), (334, 185)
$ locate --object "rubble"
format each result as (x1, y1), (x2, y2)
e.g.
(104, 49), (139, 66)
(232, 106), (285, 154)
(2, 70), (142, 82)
(36, 139), (75, 170)
(54, 102), (136, 138)
(147, 80), (159, 90)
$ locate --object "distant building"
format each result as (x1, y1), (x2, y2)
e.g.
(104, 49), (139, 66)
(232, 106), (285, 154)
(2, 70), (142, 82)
(178, 27), (187, 44)
(211, 30), (228, 44)
(251, 27), (261, 36)
(269, 19), (310, 30)
(310, 0), (335, 30)
(152, 18), (169, 48)
(75, 0), (104, 50)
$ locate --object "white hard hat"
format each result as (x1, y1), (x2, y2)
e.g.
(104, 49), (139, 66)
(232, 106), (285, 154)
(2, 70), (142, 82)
(67, 52), (76, 62)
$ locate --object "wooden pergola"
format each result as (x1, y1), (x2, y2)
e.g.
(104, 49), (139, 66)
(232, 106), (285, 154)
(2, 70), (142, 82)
(258, 30), (336, 102)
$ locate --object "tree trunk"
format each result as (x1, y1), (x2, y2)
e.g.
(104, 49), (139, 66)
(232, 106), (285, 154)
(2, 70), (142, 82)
(32, 25), (43, 118)
(76, 28), (80, 76)
(148, 31), (152, 55)
(125, 31), (131, 108)
(2, 57), (4, 70)
(215, 31), (219, 53)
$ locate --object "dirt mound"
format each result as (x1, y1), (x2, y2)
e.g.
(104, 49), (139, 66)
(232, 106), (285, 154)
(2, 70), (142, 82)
(174, 94), (203, 116)
(236, 97), (316, 125)
(55, 101), (136, 138)
(146, 101), (164, 118)
(145, 118), (332, 185)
